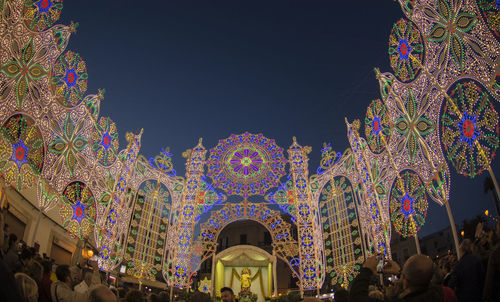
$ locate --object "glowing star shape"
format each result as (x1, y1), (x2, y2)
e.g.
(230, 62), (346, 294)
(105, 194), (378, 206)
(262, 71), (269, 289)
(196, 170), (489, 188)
(198, 277), (211, 294)
(101, 246), (110, 260)
(72, 200), (86, 224)
(108, 209), (116, 224)
(230, 147), (263, 176)
(11, 139), (29, 168)
(400, 193), (414, 218)
(458, 112), (479, 148)
(398, 39), (411, 60)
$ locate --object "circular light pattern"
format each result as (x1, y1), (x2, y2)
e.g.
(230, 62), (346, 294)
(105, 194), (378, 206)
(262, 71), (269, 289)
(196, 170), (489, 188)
(365, 99), (391, 154)
(441, 79), (499, 178)
(0, 114), (44, 189)
(23, 0), (64, 31)
(207, 132), (286, 197)
(91, 117), (119, 167)
(50, 51), (88, 108)
(389, 170), (428, 238)
(388, 18), (424, 83)
(477, 0), (500, 43)
(60, 181), (96, 240)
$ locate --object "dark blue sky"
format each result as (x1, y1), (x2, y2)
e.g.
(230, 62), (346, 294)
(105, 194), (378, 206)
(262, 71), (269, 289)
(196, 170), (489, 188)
(58, 1), (499, 236)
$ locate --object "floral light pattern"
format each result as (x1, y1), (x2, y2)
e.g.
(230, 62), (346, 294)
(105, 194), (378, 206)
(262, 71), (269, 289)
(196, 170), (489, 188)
(50, 51), (88, 108)
(48, 113), (88, 178)
(0, 114), (44, 191)
(22, 0), (64, 32)
(389, 170), (428, 238)
(441, 79), (499, 178)
(394, 89), (436, 165)
(0, 38), (48, 109)
(60, 181), (96, 240)
(365, 99), (392, 154)
(91, 117), (119, 167)
(388, 18), (425, 83)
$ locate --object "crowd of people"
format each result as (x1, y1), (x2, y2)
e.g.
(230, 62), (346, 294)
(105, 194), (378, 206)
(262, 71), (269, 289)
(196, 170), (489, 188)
(342, 218), (500, 302)
(1, 203), (499, 302)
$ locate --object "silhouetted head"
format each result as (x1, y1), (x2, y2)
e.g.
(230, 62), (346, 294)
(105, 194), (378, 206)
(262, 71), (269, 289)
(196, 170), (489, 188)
(402, 254), (434, 290)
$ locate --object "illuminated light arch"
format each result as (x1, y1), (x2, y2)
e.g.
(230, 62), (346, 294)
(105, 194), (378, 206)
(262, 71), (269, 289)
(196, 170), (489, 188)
(188, 202), (300, 283)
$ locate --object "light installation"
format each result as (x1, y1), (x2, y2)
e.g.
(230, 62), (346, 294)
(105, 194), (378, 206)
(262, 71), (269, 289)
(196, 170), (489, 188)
(0, 0), (498, 294)
(124, 180), (171, 281)
(389, 170), (428, 238)
(50, 50), (88, 108)
(206, 132), (287, 198)
(319, 176), (363, 289)
(0, 114), (44, 191)
(441, 79), (499, 178)
(194, 202), (300, 278)
(60, 180), (96, 240)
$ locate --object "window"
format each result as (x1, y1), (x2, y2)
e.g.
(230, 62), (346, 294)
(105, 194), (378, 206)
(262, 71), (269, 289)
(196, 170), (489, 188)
(240, 234), (247, 244)
(264, 232), (272, 245)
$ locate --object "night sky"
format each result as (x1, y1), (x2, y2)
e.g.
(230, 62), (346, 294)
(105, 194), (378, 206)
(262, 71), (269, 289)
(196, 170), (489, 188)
(58, 1), (499, 237)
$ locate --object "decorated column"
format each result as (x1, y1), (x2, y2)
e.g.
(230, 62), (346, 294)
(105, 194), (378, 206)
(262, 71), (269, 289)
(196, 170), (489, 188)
(167, 138), (206, 287)
(288, 137), (322, 291)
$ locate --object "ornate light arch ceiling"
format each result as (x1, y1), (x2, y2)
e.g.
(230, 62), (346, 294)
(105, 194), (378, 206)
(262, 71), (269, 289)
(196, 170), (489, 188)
(206, 132), (287, 199)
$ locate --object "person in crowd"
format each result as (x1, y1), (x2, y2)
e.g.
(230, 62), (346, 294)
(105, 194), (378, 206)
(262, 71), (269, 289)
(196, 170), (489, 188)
(19, 247), (35, 269)
(15, 272), (39, 302)
(51, 261), (101, 302)
(220, 286), (236, 302)
(88, 284), (117, 302)
(25, 259), (43, 283)
(117, 287), (127, 300)
(449, 239), (484, 302)
(75, 270), (94, 295)
(124, 289), (143, 302)
(146, 292), (159, 302)
(334, 288), (348, 302)
(4, 232), (18, 271)
(109, 287), (118, 299)
(40, 260), (53, 302)
(190, 291), (211, 302)
(431, 262), (456, 302)
(483, 218), (500, 302)
(0, 210), (22, 301)
(350, 254), (443, 301)
(158, 291), (169, 302)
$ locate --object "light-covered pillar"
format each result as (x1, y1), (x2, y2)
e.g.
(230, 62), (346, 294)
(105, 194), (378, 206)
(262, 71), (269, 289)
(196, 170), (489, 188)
(168, 139), (206, 287)
(288, 137), (322, 290)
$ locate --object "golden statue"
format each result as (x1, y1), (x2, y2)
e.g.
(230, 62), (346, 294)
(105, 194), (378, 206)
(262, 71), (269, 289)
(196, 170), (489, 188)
(240, 268), (252, 292)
